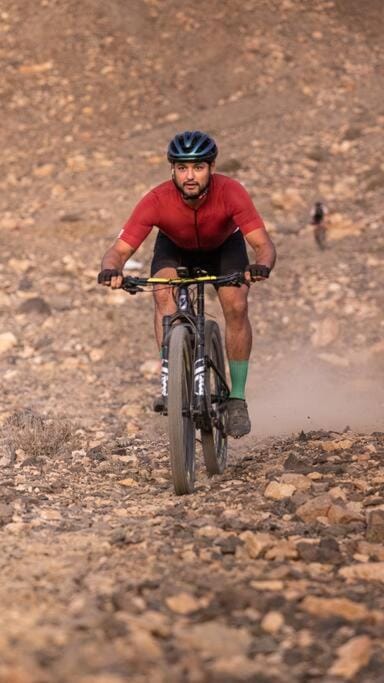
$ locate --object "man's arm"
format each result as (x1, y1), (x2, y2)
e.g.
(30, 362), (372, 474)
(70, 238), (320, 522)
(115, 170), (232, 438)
(244, 227), (276, 281)
(99, 238), (136, 288)
(99, 189), (160, 287)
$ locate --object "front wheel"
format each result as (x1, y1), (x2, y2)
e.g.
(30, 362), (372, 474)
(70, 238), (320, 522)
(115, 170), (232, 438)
(168, 325), (196, 495)
(201, 321), (228, 475)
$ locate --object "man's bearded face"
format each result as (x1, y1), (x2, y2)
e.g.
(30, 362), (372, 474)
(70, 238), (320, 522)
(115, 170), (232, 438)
(172, 161), (212, 199)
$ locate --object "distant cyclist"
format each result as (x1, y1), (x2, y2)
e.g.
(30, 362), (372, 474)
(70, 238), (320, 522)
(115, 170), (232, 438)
(310, 201), (328, 250)
(98, 130), (276, 438)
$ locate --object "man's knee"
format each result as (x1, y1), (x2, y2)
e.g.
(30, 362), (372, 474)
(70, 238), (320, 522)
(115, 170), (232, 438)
(152, 268), (177, 314)
(153, 288), (173, 313)
(221, 295), (248, 322)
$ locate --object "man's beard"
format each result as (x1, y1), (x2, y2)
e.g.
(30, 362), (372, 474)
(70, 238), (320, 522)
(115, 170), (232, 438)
(173, 174), (211, 200)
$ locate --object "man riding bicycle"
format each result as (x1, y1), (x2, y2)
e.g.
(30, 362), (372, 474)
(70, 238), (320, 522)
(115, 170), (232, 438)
(98, 130), (276, 438)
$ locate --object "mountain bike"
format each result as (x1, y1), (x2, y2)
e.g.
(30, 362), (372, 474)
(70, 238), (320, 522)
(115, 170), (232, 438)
(122, 268), (244, 495)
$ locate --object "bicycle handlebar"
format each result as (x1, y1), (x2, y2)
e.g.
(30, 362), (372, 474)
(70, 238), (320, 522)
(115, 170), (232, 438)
(121, 272), (245, 292)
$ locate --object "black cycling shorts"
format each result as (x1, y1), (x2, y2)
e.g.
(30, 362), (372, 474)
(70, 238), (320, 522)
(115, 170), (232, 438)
(150, 230), (248, 284)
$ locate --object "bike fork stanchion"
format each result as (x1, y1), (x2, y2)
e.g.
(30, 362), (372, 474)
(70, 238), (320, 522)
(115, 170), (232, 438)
(194, 283), (207, 426)
(161, 315), (171, 406)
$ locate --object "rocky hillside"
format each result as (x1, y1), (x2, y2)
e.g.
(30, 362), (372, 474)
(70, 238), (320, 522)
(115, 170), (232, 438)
(0, 1), (384, 681)
(1, 0), (383, 227)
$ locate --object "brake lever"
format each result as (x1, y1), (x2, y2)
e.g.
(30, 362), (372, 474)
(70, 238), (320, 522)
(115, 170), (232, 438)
(122, 284), (143, 295)
(223, 275), (245, 287)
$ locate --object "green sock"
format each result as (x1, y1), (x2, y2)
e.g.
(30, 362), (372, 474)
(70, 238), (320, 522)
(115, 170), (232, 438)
(229, 360), (249, 400)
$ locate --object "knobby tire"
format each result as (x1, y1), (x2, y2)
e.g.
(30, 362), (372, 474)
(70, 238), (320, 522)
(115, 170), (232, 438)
(168, 325), (196, 495)
(201, 321), (228, 475)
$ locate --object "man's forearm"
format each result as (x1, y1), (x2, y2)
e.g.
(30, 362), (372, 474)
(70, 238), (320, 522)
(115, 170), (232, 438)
(254, 242), (276, 270)
(101, 244), (136, 271)
(245, 228), (277, 271)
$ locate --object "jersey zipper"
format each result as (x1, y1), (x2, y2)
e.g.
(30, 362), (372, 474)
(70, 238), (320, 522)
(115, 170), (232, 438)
(193, 209), (201, 248)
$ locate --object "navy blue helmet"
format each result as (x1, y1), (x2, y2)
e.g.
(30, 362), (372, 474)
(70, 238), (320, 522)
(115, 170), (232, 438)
(167, 130), (218, 163)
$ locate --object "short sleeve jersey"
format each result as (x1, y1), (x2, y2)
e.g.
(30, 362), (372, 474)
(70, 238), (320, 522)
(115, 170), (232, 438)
(119, 173), (264, 250)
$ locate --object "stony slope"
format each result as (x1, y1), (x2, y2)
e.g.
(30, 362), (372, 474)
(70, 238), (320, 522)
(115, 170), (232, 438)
(0, 1), (384, 681)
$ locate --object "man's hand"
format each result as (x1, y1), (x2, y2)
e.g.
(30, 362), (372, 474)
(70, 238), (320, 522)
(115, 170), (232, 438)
(97, 269), (123, 288)
(245, 263), (271, 283)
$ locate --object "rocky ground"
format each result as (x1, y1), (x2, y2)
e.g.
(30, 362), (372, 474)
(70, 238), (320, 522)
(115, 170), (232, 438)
(1, 421), (384, 683)
(1, 0), (384, 681)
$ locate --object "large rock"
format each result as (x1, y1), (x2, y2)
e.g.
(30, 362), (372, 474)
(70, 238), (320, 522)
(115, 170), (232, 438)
(329, 635), (373, 679)
(280, 473), (312, 491)
(296, 493), (333, 522)
(264, 480), (296, 500)
(208, 655), (262, 680)
(240, 531), (274, 559)
(265, 540), (298, 560)
(339, 562), (384, 582)
(327, 503), (363, 524)
(301, 595), (370, 622)
(271, 188), (304, 211)
(0, 292), (10, 308)
(318, 352), (350, 368)
(357, 541), (384, 561)
(327, 212), (362, 241)
(261, 611), (285, 634)
(165, 592), (202, 615)
(0, 332), (17, 354)
(33, 163), (55, 177)
(321, 438), (354, 452)
(8, 257), (31, 272)
(18, 297), (51, 316)
(311, 317), (340, 348)
(366, 509), (384, 542)
(140, 359), (161, 377)
(66, 154), (87, 172)
(178, 621), (252, 658)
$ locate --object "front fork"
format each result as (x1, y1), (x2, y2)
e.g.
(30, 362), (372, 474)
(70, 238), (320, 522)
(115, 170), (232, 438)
(193, 313), (206, 422)
(161, 283), (223, 431)
(160, 312), (206, 419)
(160, 315), (171, 403)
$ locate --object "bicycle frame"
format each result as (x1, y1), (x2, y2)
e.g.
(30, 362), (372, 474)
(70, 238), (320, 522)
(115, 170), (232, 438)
(119, 271), (244, 492)
(122, 272), (243, 432)
(160, 282), (226, 430)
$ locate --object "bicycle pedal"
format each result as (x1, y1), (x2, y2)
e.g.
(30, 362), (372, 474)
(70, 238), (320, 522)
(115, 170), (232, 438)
(153, 396), (167, 414)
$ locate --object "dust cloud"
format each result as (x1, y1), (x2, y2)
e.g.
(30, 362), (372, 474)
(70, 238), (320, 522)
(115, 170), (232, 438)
(247, 351), (384, 437)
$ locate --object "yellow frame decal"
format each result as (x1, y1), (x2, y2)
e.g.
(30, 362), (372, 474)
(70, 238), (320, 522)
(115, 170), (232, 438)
(146, 276), (218, 284)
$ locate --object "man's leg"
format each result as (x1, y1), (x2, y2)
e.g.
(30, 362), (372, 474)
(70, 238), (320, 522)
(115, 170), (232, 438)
(217, 283), (252, 368)
(217, 284), (252, 437)
(150, 267), (177, 413)
(150, 233), (187, 412)
(152, 267), (178, 348)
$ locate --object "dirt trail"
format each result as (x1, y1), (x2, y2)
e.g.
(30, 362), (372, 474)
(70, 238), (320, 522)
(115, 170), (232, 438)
(1, 0), (384, 681)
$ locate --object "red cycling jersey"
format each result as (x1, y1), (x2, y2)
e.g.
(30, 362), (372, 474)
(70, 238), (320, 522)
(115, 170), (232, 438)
(118, 173), (264, 250)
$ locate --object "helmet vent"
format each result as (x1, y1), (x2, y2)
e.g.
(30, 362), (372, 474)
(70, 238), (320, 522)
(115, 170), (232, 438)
(167, 130), (218, 163)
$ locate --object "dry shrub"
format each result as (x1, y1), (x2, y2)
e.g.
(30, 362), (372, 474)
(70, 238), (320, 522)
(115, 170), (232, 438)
(0, 409), (76, 460)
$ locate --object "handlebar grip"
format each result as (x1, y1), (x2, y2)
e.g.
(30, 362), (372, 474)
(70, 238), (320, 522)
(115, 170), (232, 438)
(121, 277), (143, 294)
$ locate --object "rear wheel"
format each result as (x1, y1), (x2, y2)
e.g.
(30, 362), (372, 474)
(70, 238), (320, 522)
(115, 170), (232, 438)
(201, 321), (228, 475)
(168, 325), (196, 494)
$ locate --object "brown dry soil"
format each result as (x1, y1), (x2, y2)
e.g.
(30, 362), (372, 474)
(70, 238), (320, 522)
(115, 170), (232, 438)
(1, 1), (384, 681)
